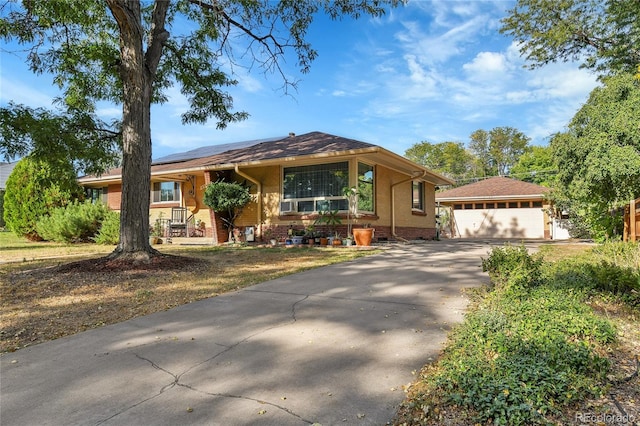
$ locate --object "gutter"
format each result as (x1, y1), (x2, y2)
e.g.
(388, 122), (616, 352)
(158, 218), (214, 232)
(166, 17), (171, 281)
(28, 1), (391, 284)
(234, 165), (262, 232)
(390, 170), (426, 242)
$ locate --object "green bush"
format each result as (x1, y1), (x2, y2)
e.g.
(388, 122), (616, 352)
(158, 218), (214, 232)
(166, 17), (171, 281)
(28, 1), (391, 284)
(0, 189), (5, 228)
(36, 201), (110, 243)
(3, 157), (83, 239)
(481, 244), (543, 289)
(93, 210), (120, 245)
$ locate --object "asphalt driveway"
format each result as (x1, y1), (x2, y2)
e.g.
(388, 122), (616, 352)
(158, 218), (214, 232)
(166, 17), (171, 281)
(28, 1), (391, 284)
(1, 240), (506, 425)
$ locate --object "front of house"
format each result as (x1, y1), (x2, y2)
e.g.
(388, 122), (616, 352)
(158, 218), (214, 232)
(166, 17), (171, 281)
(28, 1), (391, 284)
(79, 132), (454, 244)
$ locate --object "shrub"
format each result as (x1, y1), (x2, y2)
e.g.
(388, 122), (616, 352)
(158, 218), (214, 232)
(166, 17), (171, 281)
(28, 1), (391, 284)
(482, 244), (543, 289)
(0, 189), (5, 228)
(93, 210), (120, 245)
(36, 201), (110, 243)
(3, 157), (83, 239)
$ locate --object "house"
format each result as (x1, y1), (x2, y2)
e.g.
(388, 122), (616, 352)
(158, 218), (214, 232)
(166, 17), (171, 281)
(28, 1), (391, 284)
(435, 176), (568, 240)
(0, 161), (17, 190)
(79, 131), (454, 244)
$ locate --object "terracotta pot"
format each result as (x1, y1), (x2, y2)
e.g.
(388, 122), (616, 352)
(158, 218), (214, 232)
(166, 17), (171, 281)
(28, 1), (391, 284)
(353, 228), (374, 246)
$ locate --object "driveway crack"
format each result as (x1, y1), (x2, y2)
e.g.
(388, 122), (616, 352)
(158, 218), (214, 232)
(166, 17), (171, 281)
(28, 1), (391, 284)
(96, 294), (312, 425)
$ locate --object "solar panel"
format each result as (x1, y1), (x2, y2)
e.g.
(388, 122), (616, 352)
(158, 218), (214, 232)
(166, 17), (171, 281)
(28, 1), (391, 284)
(152, 136), (286, 165)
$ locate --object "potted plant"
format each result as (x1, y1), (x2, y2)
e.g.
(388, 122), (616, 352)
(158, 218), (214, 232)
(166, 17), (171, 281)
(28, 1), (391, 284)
(263, 227), (277, 246)
(353, 224), (375, 246)
(342, 186), (358, 240)
(321, 209), (342, 240)
(149, 212), (164, 244)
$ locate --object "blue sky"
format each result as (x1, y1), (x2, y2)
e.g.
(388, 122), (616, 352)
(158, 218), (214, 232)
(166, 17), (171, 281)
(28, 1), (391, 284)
(1, 0), (599, 161)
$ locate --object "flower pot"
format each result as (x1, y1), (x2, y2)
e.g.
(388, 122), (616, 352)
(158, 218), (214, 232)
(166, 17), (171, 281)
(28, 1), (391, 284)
(319, 237), (328, 246)
(332, 238), (342, 246)
(353, 228), (374, 246)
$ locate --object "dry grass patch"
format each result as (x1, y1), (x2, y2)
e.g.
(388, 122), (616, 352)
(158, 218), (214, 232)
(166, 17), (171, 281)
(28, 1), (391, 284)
(1, 244), (379, 353)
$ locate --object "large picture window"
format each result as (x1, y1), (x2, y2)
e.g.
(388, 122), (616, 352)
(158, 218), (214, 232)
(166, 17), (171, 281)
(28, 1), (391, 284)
(280, 161), (364, 213)
(152, 181), (181, 203)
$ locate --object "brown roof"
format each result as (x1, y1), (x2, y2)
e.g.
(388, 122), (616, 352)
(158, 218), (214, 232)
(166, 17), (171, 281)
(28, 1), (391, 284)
(80, 131), (455, 186)
(80, 131), (377, 181)
(436, 176), (549, 201)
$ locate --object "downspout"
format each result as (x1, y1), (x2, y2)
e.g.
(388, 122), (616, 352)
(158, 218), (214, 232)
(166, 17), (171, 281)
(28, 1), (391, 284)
(234, 165), (262, 233)
(391, 170), (426, 242)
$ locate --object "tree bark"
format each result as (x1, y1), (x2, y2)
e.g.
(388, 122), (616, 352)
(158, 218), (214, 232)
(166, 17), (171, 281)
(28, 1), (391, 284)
(105, 0), (168, 260)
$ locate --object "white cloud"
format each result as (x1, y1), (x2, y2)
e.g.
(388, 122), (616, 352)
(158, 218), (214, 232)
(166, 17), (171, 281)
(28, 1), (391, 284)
(463, 51), (510, 76)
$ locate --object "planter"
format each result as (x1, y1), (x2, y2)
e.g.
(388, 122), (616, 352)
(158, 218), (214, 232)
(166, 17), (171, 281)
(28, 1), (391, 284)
(343, 238), (353, 246)
(291, 236), (304, 245)
(319, 237), (328, 246)
(332, 238), (342, 246)
(353, 228), (374, 246)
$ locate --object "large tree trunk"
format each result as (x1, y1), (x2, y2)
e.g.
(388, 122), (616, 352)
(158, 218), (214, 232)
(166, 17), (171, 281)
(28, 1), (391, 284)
(106, 0), (168, 261)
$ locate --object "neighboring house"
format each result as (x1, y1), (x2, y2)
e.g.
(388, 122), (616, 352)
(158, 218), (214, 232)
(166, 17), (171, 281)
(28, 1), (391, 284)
(0, 161), (17, 190)
(0, 162), (18, 228)
(79, 131), (454, 244)
(436, 176), (568, 240)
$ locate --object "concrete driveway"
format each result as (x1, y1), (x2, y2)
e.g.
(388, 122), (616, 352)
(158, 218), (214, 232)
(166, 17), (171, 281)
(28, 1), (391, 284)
(1, 240), (507, 425)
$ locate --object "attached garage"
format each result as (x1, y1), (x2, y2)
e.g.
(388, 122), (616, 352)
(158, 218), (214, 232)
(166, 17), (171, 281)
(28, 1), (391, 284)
(436, 177), (554, 239)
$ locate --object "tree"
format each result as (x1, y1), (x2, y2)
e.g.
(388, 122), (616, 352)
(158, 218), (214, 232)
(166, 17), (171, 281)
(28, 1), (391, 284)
(1, 0), (401, 261)
(0, 103), (121, 177)
(469, 127), (531, 177)
(203, 180), (252, 242)
(404, 141), (476, 183)
(500, 0), (640, 76)
(550, 72), (640, 240)
(509, 145), (557, 186)
(3, 156), (84, 240)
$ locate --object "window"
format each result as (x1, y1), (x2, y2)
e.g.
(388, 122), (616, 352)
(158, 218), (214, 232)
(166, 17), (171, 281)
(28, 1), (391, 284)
(509, 202), (518, 208)
(86, 187), (108, 204)
(486, 202), (495, 209)
(358, 162), (374, 213)
(464, 203), (473, 210)
(532, 201), (543, 208)
(497, 202), (507, 209)
(522, 201), (532, 208)
(453, 204), (462, 210)
(475, 203), (484, 209)
(412, 181), (424, 211)
(152, 181), (181, 203)
(283, 162), (349, 213)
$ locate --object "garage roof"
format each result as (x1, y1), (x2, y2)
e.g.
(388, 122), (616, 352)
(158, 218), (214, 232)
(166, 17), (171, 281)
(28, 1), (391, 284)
(436, 176), (549, 202)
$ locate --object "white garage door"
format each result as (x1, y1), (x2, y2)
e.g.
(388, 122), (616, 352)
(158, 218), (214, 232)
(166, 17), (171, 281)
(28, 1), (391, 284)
(453, 208), (545, 239)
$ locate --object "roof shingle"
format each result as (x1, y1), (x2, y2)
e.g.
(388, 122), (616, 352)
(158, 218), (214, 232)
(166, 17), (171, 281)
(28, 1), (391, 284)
(436, 176), (549, 200)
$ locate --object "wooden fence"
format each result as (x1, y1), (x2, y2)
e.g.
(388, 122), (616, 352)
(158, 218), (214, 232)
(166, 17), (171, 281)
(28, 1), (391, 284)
(623, 197), (640, 242)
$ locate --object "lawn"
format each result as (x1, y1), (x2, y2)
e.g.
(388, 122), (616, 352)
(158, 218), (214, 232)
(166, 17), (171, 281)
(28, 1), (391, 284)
(0, 231), (380, 353)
